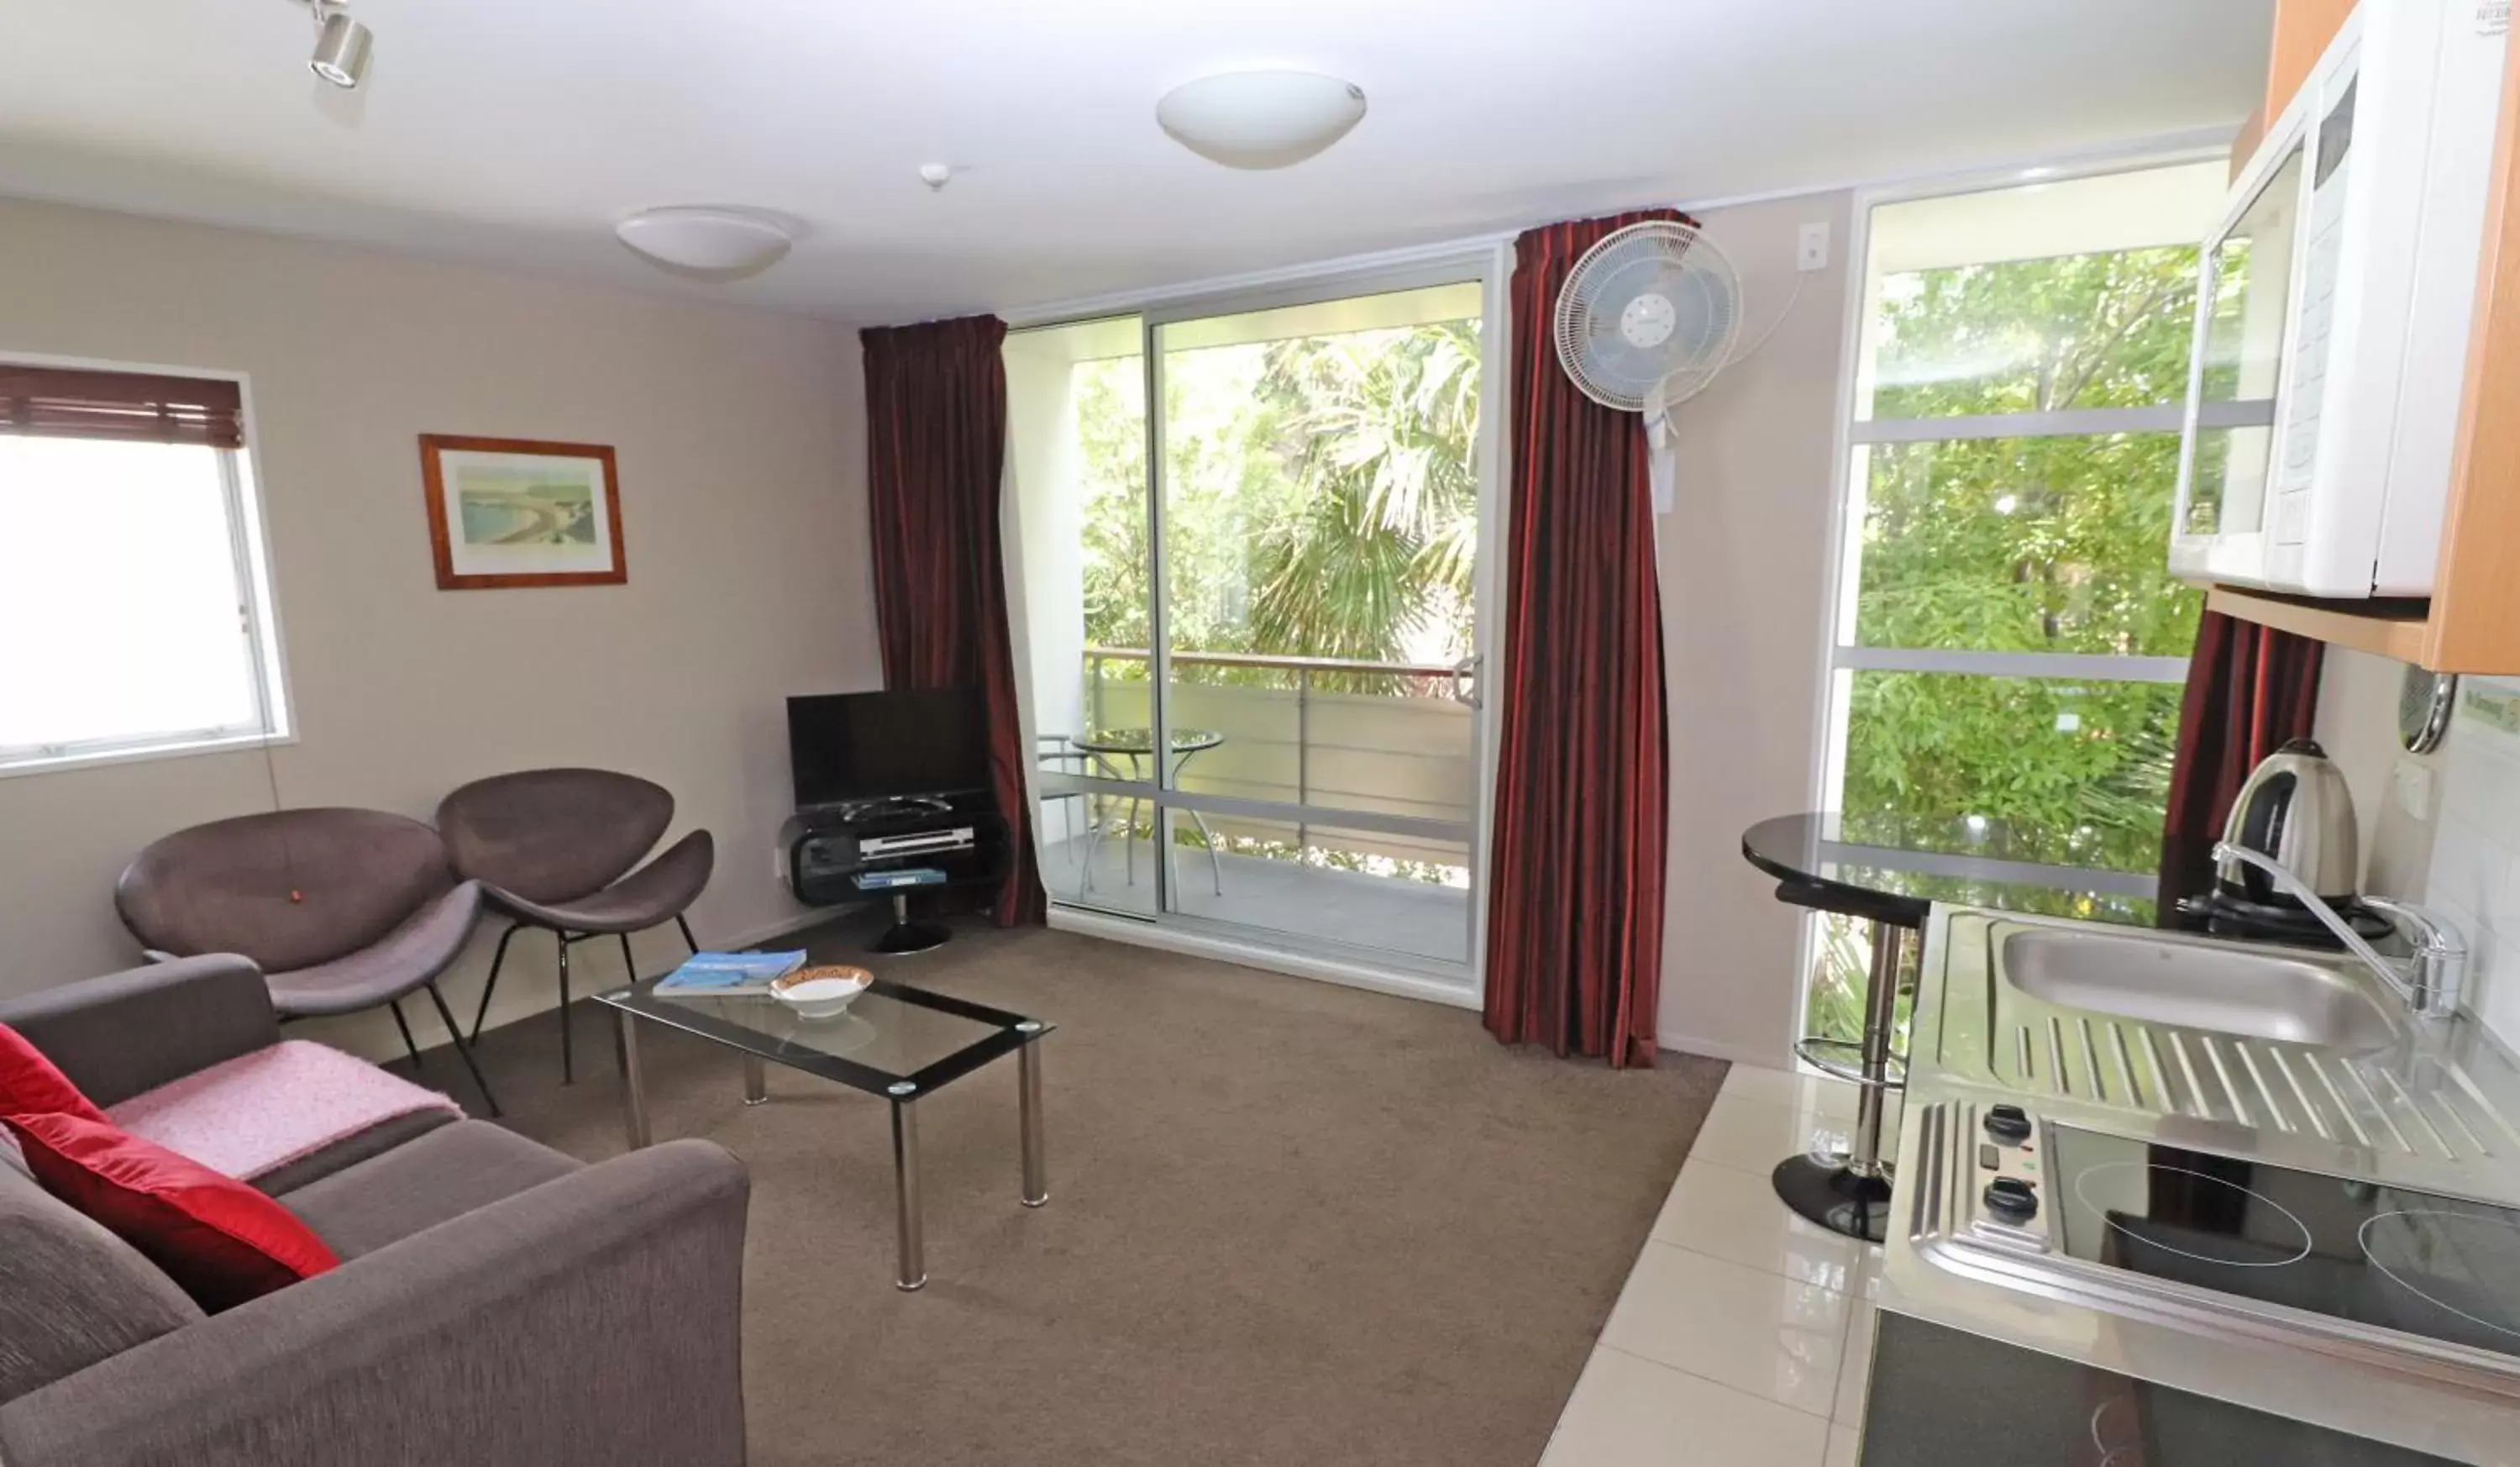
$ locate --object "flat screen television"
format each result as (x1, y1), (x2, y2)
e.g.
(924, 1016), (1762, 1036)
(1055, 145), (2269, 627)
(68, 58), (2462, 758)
(786, 689), (990, 810)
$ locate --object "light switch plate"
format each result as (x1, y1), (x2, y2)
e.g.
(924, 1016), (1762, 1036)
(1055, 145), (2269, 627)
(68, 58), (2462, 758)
(1798, 222), (1830, 272)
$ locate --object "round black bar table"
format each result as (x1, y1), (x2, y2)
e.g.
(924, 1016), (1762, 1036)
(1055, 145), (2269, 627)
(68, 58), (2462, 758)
(1739, 812), (2157, 1244)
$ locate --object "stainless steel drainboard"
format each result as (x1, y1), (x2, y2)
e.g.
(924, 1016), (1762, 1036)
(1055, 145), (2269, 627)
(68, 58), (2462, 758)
(1964, 923), (2520, 1162)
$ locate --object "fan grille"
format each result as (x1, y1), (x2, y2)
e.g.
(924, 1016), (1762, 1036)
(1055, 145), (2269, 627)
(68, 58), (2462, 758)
(1554, 221), (1742, 413)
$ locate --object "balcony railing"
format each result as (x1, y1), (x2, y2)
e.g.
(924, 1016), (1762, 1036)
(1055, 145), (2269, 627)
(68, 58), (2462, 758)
(1068, 646), (1473, 862)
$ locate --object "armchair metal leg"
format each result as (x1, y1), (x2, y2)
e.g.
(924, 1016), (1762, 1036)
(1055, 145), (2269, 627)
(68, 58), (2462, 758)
(615, 933), (641, 1080)
(557, 931), (575, 1086)
(468, 921), (524, 1044)
(423, 982), (501, 1118)
(389, 1001), (423, 1075)
(675, 913), (699, 954)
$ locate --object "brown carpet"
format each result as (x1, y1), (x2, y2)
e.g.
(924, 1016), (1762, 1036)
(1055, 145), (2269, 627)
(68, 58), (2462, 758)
(453, 918), (1726, 1467)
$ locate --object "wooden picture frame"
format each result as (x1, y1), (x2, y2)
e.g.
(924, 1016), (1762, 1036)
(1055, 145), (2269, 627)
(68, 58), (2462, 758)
(418, 434), (627, 590)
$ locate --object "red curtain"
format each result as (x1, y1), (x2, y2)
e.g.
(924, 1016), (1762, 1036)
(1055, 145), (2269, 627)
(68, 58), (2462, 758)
(2157, 609), (2325, 917)
(1481, 209), (1685, 1069)
(861, 315), (1045, 926)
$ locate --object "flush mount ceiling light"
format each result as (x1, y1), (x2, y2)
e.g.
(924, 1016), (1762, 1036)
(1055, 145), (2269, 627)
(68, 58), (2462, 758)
(614, 208), (794, 277)
(1156, 71), (1368, 170)
(293, 0), (372, 89)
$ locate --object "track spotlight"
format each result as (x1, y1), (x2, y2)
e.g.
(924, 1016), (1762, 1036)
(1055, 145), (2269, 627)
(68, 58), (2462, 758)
(306, 4), (372, 89)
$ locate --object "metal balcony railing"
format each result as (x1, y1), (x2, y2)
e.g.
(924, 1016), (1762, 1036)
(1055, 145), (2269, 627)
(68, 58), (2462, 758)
(1075, 646), (1474, 849)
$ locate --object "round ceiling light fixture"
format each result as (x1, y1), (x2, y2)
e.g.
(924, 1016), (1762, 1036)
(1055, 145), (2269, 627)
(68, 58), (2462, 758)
(1156, 71), (1368, 170)
(300, 2), (372, 89)
(614, 208), (795, 278)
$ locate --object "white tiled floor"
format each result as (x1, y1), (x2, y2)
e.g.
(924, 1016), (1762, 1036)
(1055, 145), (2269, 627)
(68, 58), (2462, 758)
(1538, 1064), (1891, 1467)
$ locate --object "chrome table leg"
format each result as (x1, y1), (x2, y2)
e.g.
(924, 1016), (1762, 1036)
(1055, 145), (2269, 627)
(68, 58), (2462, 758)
(1019, 1038), (1048, 1207)
(743, 1054), (767, 1107)
(890, 1094), (926, 1291)
(1847, 918), (1903, 1180)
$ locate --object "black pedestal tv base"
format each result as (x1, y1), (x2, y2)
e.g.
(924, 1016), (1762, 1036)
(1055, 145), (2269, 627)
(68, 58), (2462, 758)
(871, 892), (953, 955)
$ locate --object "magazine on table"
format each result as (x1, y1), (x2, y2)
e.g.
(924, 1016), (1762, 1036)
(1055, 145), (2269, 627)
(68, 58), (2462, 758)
(655, 950), (808, 996)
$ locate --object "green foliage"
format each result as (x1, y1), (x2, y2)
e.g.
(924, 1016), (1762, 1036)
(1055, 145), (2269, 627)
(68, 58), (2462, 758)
(1073, 357), (1152, 652)
(1071, 323), (1481, 680)
(1809, 243), (2206, 1044)
(1842, 246), (2204, 867)
(1250, 323), (1481, 667)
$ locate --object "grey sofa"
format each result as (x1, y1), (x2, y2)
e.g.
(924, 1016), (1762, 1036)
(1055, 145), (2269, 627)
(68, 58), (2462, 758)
(0, 956), (749, 1467)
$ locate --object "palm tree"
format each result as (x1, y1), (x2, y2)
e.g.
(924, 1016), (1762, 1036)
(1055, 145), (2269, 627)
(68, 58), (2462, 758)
(1247, 321), (1481, 681)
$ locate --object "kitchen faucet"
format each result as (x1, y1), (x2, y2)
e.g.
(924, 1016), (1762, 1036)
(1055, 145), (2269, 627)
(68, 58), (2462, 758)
(2212, 842), (2469, 1018)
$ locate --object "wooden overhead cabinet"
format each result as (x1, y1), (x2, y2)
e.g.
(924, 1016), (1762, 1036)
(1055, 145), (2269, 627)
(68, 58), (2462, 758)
(2205, 14), (2520, 675)
(2265, 0), (2355, 124)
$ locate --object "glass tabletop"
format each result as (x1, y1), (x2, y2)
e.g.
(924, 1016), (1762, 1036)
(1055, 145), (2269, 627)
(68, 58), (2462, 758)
(596, 975), (1051, 1100)
(1740, 811), (2160, 928)
(1071, 726), (1224, 755)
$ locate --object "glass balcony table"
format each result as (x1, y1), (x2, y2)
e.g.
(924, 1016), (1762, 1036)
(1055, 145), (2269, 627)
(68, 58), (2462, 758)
(597, 974), (1053, 1291)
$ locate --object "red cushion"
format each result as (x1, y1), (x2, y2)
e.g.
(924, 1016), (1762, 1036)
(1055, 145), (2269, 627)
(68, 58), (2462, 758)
(1, 1112), (339, 1312)
(0, 1023), (107, 1123)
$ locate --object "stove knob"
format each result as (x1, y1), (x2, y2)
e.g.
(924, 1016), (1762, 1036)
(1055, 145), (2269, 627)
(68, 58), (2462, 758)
(1984, 1176), (2039, 1222)
(1984, 1104), (2034, 1143)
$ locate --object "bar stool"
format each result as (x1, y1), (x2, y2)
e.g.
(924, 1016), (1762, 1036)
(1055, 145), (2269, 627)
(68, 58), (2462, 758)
(1740, 814), (1928, 1244)
(1773, 881), (1914, 1243)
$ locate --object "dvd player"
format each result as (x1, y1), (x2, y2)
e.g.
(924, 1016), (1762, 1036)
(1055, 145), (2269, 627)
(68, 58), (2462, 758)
(858, 826), (976, 860)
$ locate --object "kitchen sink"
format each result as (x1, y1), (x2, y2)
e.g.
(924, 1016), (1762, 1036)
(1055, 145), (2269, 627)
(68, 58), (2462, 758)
(1999, 927), (2401, 1052)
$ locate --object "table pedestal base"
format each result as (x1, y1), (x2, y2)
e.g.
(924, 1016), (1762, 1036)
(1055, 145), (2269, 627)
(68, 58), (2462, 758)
(1769, 912), (1905, 1244)
(871, 892), (951, 954)
(1772, 1154), (1893, 1244)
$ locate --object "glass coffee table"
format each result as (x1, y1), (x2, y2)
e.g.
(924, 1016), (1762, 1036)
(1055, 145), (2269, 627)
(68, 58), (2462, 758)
(596, 974), (1053, 1291)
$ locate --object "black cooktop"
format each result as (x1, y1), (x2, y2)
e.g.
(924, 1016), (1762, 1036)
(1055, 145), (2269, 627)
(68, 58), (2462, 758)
(2049, 1128), (2520, 1359)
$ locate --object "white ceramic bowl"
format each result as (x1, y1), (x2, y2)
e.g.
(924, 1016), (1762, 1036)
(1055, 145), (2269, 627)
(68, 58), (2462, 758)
(770, 967), (870, 1020)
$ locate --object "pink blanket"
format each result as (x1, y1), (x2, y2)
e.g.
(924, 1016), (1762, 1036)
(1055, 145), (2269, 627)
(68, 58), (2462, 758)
(108, 1040), (461, 1181)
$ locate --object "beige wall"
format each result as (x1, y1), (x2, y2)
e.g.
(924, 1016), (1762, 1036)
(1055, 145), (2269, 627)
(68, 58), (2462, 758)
(2313, 648), (2438, 899)
(1655, 191), (1856, 1065)
(0, 197), (877, 1060)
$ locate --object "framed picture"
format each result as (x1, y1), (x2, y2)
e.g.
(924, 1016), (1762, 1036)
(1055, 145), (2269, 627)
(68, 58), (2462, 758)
(417, 434), (626, 590)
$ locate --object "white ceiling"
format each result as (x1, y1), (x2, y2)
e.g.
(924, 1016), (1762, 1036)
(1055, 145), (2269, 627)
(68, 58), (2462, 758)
(0, 0), (2271, 324)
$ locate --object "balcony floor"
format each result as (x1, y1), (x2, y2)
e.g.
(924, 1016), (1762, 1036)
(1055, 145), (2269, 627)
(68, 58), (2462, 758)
(1038, 828), (1471, 969)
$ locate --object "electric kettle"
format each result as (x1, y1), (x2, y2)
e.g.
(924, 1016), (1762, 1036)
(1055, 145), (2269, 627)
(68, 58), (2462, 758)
(2214, 738), (2361, 906)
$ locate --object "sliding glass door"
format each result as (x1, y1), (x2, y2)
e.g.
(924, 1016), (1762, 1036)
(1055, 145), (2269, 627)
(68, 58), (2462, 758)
(1007, 268), (1496, 984)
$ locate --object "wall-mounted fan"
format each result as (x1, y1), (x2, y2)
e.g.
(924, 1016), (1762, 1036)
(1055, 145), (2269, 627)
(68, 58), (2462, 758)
(1553, 218), (1745, 512)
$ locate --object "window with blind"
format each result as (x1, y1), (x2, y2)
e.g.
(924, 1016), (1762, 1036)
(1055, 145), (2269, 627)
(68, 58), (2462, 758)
(0, 361), (290, 771)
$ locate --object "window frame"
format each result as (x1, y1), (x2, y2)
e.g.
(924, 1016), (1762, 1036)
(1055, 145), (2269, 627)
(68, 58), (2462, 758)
(1798, 153), (2227, 1046)
(0, 354), (294, 778)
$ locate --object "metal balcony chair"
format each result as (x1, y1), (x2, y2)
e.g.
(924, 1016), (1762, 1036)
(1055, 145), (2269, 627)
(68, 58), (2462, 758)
(437, 768), (714, 1085)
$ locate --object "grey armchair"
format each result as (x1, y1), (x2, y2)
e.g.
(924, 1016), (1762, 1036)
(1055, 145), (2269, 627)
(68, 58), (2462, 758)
(0, 959), (749, 1467)
(436, 769), (714, 1085)
(113, 807), (499, 1116)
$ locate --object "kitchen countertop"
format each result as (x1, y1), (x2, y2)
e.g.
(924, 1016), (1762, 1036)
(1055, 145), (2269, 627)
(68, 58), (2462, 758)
(1878, 902), (2520, 1465)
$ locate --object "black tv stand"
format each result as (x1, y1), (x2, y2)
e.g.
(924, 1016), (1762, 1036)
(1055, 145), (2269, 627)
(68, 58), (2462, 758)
(787, 790), (1009, 956)
(803, 794), (955, 828)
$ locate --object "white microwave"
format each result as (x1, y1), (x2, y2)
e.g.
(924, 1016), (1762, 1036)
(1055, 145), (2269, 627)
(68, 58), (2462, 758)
(2171, 0), (2508, 598)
